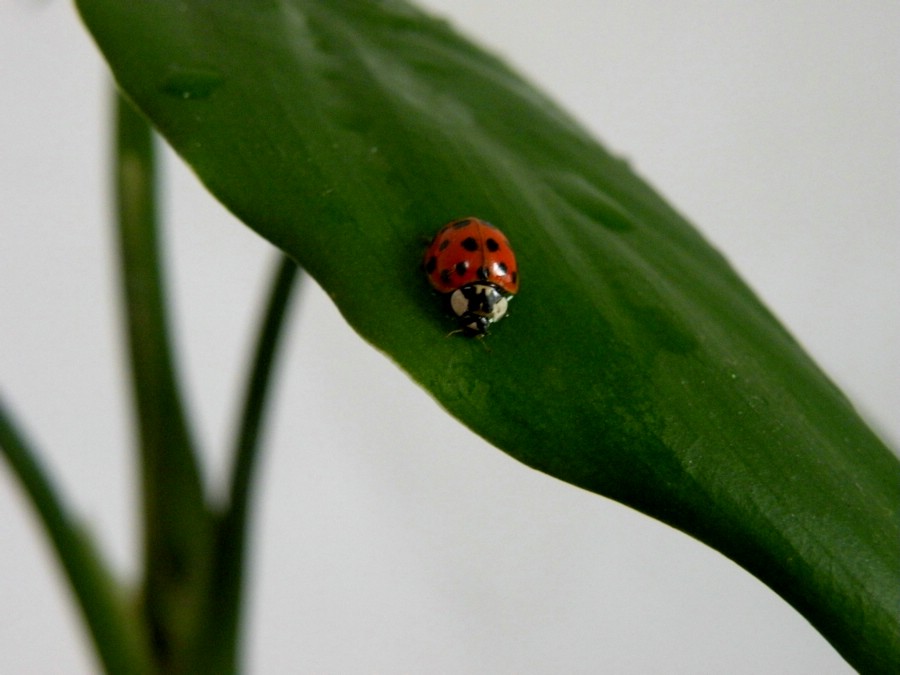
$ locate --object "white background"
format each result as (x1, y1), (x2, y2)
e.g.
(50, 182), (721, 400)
(1, 1), (897, 673)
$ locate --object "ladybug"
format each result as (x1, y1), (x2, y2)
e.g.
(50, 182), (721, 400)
(423, 217), (519, 337)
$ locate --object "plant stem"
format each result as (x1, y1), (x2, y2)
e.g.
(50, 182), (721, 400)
(113, 91), (212, 672)
(0, 395), (152, 675)
(203, 255), (301, 673)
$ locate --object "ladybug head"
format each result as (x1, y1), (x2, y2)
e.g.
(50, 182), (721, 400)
(449, 283), (509, 337)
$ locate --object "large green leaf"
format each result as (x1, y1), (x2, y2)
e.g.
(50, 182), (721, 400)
(74, 0), (899, 670)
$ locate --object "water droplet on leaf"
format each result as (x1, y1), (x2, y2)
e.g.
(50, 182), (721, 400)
(160, 68), (224, 100)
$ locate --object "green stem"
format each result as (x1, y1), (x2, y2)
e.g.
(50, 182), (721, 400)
(0, 395), (151, 674)
(114, 91), (212, 672)
(204, 255), (301, 673)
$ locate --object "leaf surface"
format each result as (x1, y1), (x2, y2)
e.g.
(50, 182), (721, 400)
(74, 1), (900, 670)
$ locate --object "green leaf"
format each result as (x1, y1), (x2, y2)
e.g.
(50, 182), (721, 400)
(75, 0), (900, 671)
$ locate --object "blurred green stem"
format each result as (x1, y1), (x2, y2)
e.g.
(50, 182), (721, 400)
(115, 91), (302, 672)
(203, 256), (301, 673)
(114, 91), (212, 672)
(0, 395), (151, 674)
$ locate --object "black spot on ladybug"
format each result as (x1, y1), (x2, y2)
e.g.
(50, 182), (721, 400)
(461, 237), (479, 252)
(486, 238), (500, 252)
(495, 262), (508, 276)
(455, 261), (469, 276)
(511, 271), (518, 285)
(424, 256), (437, 274)
(438, 239), (450, 251)
(477, 266), (490, 281)
(440, 269), (452, 286)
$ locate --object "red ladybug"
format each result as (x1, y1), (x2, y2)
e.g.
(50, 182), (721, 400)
(423, 217), (519, 336)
